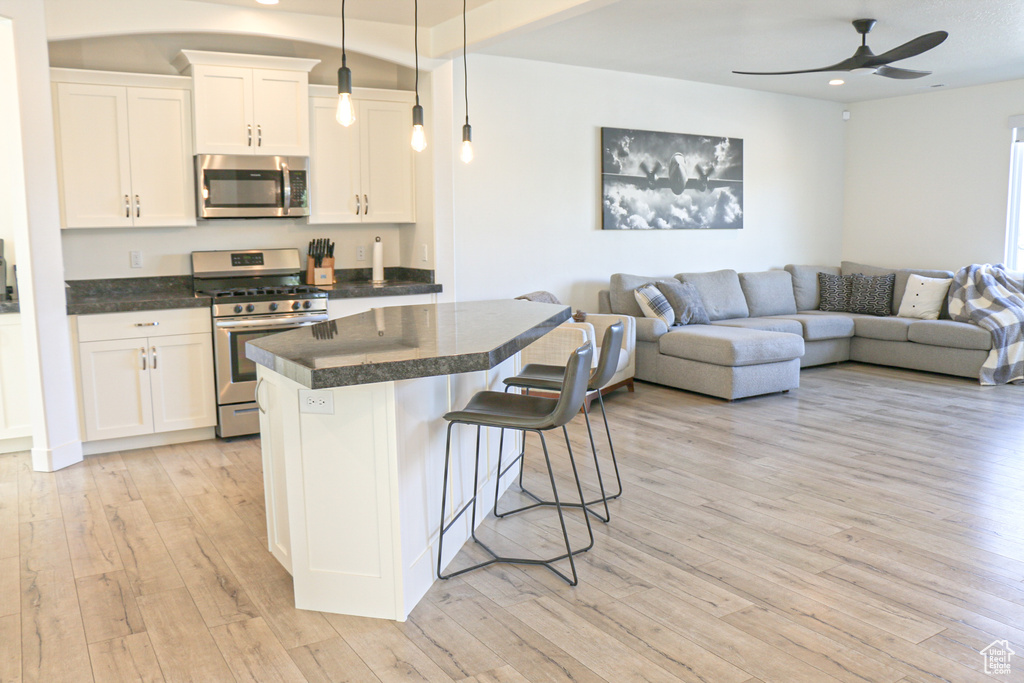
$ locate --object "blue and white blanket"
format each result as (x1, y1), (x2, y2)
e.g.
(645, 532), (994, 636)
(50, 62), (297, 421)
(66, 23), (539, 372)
(948, 264), (1024, 385)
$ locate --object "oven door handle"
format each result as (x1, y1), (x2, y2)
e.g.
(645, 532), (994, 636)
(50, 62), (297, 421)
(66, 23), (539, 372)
(215, 316), (326, 330)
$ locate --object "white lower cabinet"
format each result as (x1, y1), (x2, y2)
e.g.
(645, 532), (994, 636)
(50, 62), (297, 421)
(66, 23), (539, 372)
(0, 314), (32, 448)
(76, 310), (215, 443)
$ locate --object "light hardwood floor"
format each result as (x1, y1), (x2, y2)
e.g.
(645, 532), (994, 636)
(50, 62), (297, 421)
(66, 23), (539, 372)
(3, 362), (1024, 682)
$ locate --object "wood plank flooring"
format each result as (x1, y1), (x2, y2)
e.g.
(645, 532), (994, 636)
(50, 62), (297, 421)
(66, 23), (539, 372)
(2, 362), (1024, 682)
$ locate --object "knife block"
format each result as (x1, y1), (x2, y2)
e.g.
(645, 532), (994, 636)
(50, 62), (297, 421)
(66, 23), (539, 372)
(306, 256), (335, 287)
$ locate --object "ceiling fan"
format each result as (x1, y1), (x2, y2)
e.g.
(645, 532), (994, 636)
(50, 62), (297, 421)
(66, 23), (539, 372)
(733, 19), (948, 80)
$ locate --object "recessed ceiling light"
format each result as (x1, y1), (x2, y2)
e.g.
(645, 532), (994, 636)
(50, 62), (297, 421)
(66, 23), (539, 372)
(256, 0), (279, 5)
(829, 79), (845, 86)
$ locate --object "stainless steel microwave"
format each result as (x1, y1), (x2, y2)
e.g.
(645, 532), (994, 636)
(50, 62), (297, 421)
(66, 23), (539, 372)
(195, 154), (309, 219)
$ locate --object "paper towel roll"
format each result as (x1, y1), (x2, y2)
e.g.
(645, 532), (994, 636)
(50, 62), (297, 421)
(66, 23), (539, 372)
(372, 236), (384, 284)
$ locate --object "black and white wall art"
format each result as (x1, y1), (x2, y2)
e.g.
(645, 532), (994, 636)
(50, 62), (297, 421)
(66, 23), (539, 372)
(601, 127), (744, 230)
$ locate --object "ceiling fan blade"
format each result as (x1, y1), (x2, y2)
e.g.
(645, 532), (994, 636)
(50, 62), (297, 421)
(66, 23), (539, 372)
(733, 56), (861, 76)
(874, 65), (932, 79)
(872, 30), (948, 64)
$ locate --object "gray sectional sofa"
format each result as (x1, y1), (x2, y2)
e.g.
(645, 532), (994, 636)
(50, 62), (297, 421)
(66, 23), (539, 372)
(597, 262), (991, 400)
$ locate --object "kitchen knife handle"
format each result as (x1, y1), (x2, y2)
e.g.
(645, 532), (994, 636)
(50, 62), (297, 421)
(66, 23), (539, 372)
(247, 124), (252, 147)
(124, 194), (130, 218)
(135, 195), (140, 218)
(364, 194), (369, 215)
(151, 346), (157, 369)
(355, 194), (361, 215)
(140, 347), (147, 371)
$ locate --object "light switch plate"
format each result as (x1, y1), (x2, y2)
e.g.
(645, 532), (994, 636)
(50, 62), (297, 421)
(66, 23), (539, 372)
(299, 389), (334, 414)
(356, 245), (366, 261)
(130, 250), (143, 268)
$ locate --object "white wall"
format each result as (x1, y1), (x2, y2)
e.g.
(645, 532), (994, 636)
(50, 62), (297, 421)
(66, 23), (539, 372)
(844, 79), (1024, 271)
(449, 56), (846, 310)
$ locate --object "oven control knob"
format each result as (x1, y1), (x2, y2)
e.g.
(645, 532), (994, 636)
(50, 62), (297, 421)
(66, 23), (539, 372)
(269, 302), (278, 311)
(303, 301), (312, 309)
(246, 304), (256, 313)
(234, 304), (243, 314)
(292, 301), (301, 311)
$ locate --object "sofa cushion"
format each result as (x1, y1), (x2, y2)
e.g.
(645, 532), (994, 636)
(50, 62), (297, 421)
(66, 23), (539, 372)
(739, 271), (798, 317)
(785, 265), (841, 311)
(634, 316), (669, 343)
(610, 273), (663, 317)
(656, 280), (710, 325)
(658, 326), (804, 367)
(854, 316), (915, 342)
(769, 313), (855, 341)
(842, 261), (955, 316)
(712, 318), (803, 335)
(676, 269), (749, 321)
(848, 273), (895, 316)
(634, 283), (675, 326)
(907, 320), (992, 350)
(897, 274), (952, 320)
(818, 272), (852, 312)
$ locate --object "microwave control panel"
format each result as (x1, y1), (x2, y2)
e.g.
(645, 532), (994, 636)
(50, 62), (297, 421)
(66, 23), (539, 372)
(289, 171), (308, 208)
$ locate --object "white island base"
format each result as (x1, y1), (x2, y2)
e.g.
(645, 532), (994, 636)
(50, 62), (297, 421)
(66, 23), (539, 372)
(256, 357), (522, 621)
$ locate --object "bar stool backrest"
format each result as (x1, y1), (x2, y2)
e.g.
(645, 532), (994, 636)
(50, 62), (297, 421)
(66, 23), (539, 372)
(588, 321), (624, 391)
(548, 343), (594, 428)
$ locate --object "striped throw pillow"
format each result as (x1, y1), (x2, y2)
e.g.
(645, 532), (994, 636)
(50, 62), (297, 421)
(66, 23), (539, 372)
(634, 283), (675, 326)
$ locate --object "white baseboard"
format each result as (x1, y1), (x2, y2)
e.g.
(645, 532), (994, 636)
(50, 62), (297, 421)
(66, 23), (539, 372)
(82, 427), (217, 456)
(0, 435), (32, 455)
(32, 438), (84, 471)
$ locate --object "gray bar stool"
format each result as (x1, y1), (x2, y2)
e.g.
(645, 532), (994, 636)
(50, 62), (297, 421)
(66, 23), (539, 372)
(496, 321), (624, 523)
(437, 343), (594, 586)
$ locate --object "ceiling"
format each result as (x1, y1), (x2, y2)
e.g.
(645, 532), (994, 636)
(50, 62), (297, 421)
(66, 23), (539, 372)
(188, 0), (1024, 103)
(188, 0), (492, 27)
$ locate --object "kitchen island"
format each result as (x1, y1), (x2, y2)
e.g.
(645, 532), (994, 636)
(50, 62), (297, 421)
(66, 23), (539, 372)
(246, 300), (570, 620)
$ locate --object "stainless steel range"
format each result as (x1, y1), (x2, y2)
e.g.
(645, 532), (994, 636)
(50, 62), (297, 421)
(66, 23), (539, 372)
(192, 249), (328, 437)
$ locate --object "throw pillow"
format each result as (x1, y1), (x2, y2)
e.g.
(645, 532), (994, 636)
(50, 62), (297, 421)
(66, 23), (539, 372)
(897, 274), (952, 320)
(848, 273), (895, 316)
(634, 283), (675, 326)
(656, 280), (710, 325)
(817, 272), (852, 312)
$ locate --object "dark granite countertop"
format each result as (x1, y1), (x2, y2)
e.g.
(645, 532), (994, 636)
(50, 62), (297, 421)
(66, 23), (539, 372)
(246, 300), (571, 389)
(0, 269), (441, 315)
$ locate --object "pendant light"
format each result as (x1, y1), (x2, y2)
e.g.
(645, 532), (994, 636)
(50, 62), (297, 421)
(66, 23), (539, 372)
(335, 0), (356, 126)
(410, 0), (427, 152)
(460, 0), (473, 163)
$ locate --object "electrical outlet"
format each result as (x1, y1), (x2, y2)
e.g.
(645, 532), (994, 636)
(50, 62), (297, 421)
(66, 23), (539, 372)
(299, 389), (334, 415)
(356, 245), (366, 261)
(130, 250), (143, 268)
(420, 244), (428, 262)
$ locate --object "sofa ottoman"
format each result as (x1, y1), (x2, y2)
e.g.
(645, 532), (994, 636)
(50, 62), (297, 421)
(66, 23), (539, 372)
(656, 326), (804, 400)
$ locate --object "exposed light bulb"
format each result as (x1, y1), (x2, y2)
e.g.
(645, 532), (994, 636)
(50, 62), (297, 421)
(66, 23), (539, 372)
(411, 103), (426, 152)
(411, 125), (427, 152)
(336, 92), (355, 126)
(829, 78), (845, 86)
(460, 123), (473, 163)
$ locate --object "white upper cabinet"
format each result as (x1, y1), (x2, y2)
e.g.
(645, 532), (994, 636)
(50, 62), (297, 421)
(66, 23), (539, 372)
(175, 51), (319, 157)
(309, 90), (416, 225)
(53, 72), (195, 230)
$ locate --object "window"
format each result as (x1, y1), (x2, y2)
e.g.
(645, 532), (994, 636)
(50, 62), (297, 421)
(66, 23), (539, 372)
(1006, 128), (1024, 270)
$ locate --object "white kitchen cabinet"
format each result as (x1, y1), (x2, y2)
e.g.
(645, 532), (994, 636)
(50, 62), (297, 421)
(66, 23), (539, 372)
(309, 92), (416, 224)
(54, 81), (195, 229)
(0, 314), (32, 449)
(175, 51), (319, 157)
(76, 310), (215, 443)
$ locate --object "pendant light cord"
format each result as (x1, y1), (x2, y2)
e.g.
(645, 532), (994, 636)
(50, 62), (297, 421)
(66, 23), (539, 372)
(463, 0), (469, 125)
(414, 0), (420, 106)
(341, 0), (346, 67)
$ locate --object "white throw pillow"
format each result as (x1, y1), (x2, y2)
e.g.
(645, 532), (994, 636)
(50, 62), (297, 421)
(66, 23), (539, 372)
(634, 283), (675, 326)
(897, 274), (952, 320)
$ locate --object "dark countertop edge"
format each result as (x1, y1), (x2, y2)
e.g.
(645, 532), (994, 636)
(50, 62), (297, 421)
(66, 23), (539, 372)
(324, 282), (442, 299)
(67, 296), (212, 315)
(0, 303), (19, 314)
(278, 304), (571, 389)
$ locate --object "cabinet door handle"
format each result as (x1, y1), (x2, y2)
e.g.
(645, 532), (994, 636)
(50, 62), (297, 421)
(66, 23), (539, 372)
(355, 194), (361, 215)
(247, 124), (252, 147)
(255, 378), (266, 414)
(140, 347), (147, 371)
(257, 124), (262, 147)
(134, 322), (159, 327)
(135, 194), (141, 218)
(151, 346), (157, 369)
(364, 194), (369, 215)
(124, 194), (130, 218)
